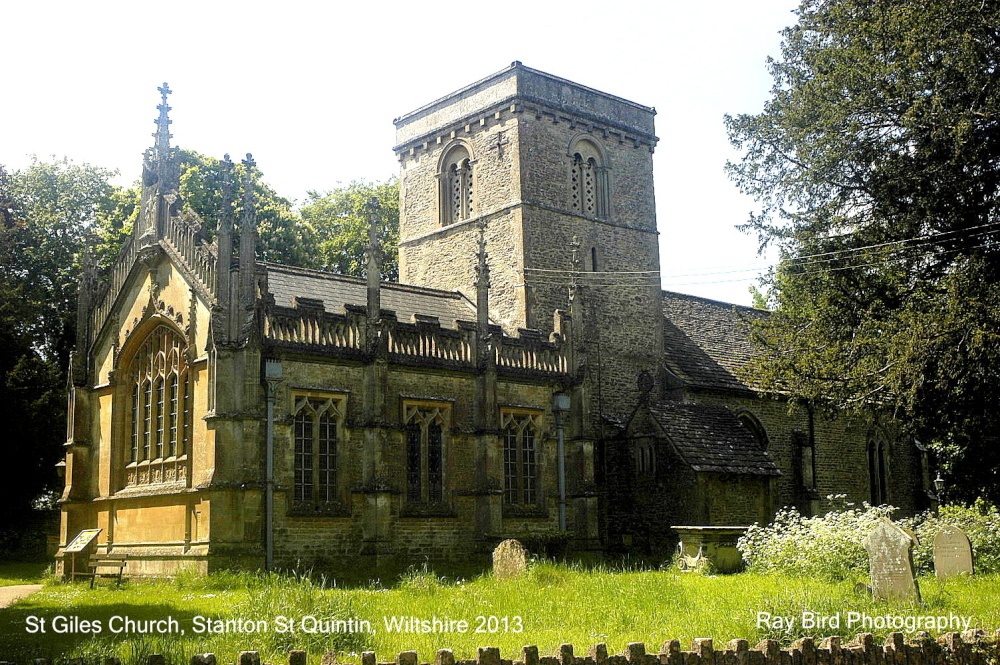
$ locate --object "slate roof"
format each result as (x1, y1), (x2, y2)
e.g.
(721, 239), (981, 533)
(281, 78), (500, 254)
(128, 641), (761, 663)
(647, 400), (780, 476)
(661, 291), (768, 393)
(264, 263), (481, 326)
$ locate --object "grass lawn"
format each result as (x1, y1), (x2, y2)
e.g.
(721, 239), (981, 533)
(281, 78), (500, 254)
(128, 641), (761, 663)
(1, 564), (998, 665)
(0, 562), (50, 587)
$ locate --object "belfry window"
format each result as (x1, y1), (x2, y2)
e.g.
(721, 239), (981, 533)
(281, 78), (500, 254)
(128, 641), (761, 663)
(292, 394), (344, 508)
(439, 144), (474, 225)
(126, 324), (190, 486)
(502, 411), (541, 505)
(404, 403), (448, 503)
(569, 138), (609, 219)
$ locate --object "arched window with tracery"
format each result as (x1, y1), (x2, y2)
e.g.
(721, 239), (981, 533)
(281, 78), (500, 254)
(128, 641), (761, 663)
(404, 403), (448, 503)
(502, 411), (541, 505)
(569, 138), (609, 219)
(126, 324), (191, 486)
(292, 393), (344, 510)
(439, 144), (474, 226)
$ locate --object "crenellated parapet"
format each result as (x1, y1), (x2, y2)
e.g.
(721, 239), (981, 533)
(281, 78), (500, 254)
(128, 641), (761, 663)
(261, 295), (574, 381)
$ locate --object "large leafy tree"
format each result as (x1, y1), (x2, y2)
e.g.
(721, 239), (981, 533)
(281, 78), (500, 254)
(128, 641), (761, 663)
(726, 0), (1000, 502)
(301, 179), (400, 281)
(0, 159), (119, 525)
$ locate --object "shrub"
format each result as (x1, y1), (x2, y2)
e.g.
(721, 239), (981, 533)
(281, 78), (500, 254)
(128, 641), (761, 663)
(901, 499), (1000, 575)
(737, 498), (896, 580)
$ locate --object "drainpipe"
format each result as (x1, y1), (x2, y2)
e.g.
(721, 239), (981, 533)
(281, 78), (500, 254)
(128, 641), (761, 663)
(552, 391), (571, 531)
(264, 359), (283, 572)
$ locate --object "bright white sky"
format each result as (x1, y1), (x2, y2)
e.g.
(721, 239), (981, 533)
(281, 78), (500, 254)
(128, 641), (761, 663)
(3, 0), (797, 307)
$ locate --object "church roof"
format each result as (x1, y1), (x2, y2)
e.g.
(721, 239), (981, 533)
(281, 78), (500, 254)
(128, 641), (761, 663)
(647, 401), (781, 476)
(661, 291), (768, 393)
(265, 263), (481, 326)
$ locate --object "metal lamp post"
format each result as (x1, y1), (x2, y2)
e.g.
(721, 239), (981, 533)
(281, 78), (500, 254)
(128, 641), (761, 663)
(552, 391), (570, 532)
(933, 472), (945, 512)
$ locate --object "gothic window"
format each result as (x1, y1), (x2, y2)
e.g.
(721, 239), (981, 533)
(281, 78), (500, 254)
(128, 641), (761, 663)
(635, 439), (656, 475)
(868, 434), (889, 505)
(126, 324), (190, 486)
(403, 403), (448, 503)
(569, 138), (609, 219)
(502, 411), (541, 505)
(737, 411), (769, 450)
(292, 394), (344, 508)
(439, 144), (474, 226)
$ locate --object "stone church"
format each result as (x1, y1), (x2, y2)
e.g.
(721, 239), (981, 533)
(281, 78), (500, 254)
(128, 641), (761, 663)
(57, 63), (928, 575)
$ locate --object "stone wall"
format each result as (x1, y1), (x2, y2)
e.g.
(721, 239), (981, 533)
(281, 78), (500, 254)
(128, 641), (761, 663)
(268, 354), (583, 567)
(690, 393), (926, 518)
(104, 631), (1000, 665)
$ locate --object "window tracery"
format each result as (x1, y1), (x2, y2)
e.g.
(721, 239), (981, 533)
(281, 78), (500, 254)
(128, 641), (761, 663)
(569, 138), (609, 219)
(440, 144), (474, 225)
(403, 403), (448, 503)
(292, 394), (345, 509)
(502, 411), (541, 505)
(125, 324), (190, 486)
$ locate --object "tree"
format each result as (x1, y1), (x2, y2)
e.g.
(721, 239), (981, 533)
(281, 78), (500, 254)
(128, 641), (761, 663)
(300, 179), (400, 281)
(0, 158), (119, 523)
(726, 0), (1000, 502)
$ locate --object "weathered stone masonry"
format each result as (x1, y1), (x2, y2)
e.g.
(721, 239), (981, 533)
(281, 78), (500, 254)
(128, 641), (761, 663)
(57, 65), (927, 574)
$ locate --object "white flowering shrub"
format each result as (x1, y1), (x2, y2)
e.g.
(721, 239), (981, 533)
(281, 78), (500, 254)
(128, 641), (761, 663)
(901, 499), (1000, 574)
(737, 498), (896, 580)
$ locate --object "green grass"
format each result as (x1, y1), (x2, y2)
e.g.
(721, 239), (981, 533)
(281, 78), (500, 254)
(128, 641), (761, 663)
(0, 561), (50, 586)
(1, 564), (999, 665)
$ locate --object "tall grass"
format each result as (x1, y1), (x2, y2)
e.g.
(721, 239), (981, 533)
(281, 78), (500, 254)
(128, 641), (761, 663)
(1, 563), (999, 665)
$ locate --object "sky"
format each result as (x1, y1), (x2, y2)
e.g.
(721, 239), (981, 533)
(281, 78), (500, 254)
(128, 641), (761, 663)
(2, 0), (799, 306)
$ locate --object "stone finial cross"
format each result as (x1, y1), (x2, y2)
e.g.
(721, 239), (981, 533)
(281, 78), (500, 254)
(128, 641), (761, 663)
(153, 82), (173, 147)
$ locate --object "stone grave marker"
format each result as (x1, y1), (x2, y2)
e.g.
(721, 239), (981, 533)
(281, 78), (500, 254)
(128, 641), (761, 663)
(492, 539), (528, 579)
(862, 518), (921, 602)
(934, 526), (973, 578)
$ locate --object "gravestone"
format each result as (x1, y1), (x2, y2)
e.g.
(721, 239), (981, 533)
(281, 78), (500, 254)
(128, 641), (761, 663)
(862, 518), (921, 602)
(934, 526), (974, 578)
(492, 539), (528, 579)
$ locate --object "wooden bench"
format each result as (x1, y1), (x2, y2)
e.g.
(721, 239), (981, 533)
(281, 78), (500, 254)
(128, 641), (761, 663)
(73, 554), (127, 588)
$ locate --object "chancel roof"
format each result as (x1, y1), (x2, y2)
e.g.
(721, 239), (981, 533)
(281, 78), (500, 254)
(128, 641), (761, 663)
(661, 291), (768, 393)
(265, 264), (481, 326)
(647, 401), (780, 476)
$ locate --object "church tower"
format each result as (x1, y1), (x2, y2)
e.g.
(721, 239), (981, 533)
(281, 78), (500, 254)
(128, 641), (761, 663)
(394, 62), (663, 415)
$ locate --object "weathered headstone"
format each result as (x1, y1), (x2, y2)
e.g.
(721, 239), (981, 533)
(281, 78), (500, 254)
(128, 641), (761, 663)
(934, 526), (974, 578)
(863, 518), (921, 602)
(492, 538), (528, 578)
